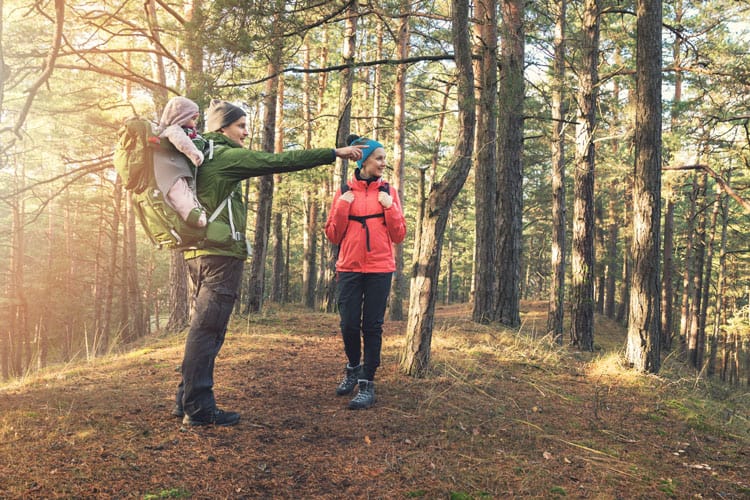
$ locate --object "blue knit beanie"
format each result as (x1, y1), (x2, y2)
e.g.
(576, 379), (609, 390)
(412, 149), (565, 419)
(347, 134), (384, 168)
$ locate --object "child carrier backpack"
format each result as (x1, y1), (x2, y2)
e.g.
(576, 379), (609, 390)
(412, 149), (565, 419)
(341, 181), (390, 251)
(113, 117), (236, 250)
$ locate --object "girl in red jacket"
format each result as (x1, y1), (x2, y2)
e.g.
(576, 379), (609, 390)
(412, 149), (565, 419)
(325, 135), (407, 409)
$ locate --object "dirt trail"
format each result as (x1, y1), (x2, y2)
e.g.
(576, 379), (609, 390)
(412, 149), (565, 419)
(0, 304), (748, 499)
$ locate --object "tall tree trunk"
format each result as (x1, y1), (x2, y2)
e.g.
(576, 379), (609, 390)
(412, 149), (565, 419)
(570, 0), (598, 351)
(472, 0), (499, 324)
(125, 193), (145, 343)
(679, 173), (698, 350)
(705, 186), (722, 377)
(494, 0), (525, 327)
(416, 81), (451, 254)
(246, 42), (283, 313)
(145, 0), (168, 109)
(271, 211), (284, 303)
(616, 185), (632, 326)
(301, 40), (318, 308)
(661, 193), (675, 349)
(547, 0), (566, 343)
(302, 191), (318, 308)
(166, 252), (190, 331)
(626, 0), (662, 373)
(444, 215), (455, 304)
(595, 199), (605, 313)
(604, 187), (618, 319)
(712, 174), (729, 380)
(401, 0), (474, 377)
(661, 0), (681, 351)
(185, 0), (204, 100)
(324, 1), (358, 313)
(698, 179), (718, 369)
(8, 159), (28, 376)
(103, 178), (122, 344)
(388, 2), (410, 321)
(270, 77), (285, 304)
(688, 172), (707, 369)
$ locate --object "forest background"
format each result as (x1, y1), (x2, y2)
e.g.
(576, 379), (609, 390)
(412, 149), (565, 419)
(0, 0), (749, 387)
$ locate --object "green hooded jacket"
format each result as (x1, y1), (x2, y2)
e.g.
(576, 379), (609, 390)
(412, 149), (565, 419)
(182, 132), (337, 260)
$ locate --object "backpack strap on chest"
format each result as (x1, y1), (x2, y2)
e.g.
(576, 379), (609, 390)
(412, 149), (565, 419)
(345, 182), (390, 251)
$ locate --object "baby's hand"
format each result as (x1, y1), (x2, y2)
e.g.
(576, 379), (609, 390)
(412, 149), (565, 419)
(191, 151), (204, 167)
(340, 191), (355, 203)
(378, 191), (393, 209)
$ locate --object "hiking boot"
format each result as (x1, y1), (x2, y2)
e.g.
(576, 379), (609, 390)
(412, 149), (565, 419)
(336, 364), (362, 396)
(182, 408), (240, 427)
(172, 405), (184, 418)
(348, 380), (376, 410)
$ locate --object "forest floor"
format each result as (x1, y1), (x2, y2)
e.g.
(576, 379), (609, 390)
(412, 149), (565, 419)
(0, 302), (748, 499)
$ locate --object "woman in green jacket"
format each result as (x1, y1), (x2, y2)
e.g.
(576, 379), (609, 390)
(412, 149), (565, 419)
(174, 99), (365, 427)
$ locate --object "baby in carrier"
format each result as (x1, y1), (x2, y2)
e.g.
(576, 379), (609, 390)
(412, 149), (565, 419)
(154, 96), (207, 228)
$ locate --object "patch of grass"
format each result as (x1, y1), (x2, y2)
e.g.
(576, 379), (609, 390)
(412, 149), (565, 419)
(143, 488), (190, 499)
(550, 485), (567, 496)
(658, 478), (677, 498)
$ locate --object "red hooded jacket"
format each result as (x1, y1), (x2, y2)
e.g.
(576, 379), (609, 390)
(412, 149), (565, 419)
(325, 176), (406, 273)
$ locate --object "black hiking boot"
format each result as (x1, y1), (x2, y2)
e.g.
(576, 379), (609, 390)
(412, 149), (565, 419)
(172, 404), (184, 418)
(182, 408), (240, 427)
(348, 380), (376, 410)
(336, 364), (362, 396)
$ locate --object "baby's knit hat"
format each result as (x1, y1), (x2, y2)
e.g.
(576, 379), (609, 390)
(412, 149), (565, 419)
(206, 99), (246, 132)
(346, 134), (384, 168)
(159, 96), (199, 129)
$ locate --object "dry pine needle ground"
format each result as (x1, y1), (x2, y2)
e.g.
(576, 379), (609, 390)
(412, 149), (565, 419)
(1, 302), (748, 499)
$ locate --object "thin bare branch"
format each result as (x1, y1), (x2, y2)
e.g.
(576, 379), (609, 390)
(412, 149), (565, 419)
(663, 164), (750, 213)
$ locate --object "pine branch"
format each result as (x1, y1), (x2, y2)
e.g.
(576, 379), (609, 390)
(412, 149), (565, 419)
(222, 54), (457, 88)
(663, 164), (750, 213)
(0, 0), (64, 139)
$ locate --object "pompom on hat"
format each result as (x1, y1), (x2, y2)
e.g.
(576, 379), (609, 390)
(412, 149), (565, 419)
(346, 134), (384, 168)
(206, 99), (246, 132)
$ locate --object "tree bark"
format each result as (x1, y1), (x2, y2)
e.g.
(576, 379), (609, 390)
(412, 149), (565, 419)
(570, 0), (598, 352)
(494, 0), (525, 327)
(679, 173), (698, 350)
(302, 190), (318, 308)
(687, 172), (707, 369)
(626, 0), (662, 373)
(270, 77), (285, 304)
(661, 0), (681, 351)
(125, 192), (145, 343)
(705, 186), (722, 377)
(604, 188), (619, 319)
(246, 45), (283, 313)
(401, 0), (474, 377)
(661, 193), (675, 349)
(472, 0), (499, 324)
(388, 1), (410, 321)
(712, 173), (729, 380)
(547, 0), (566, 343)
(166, 251), (190, 331)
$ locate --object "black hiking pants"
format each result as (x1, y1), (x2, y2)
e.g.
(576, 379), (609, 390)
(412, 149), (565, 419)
(176, 255), (244, 417)
(337, 271), (393, 381)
